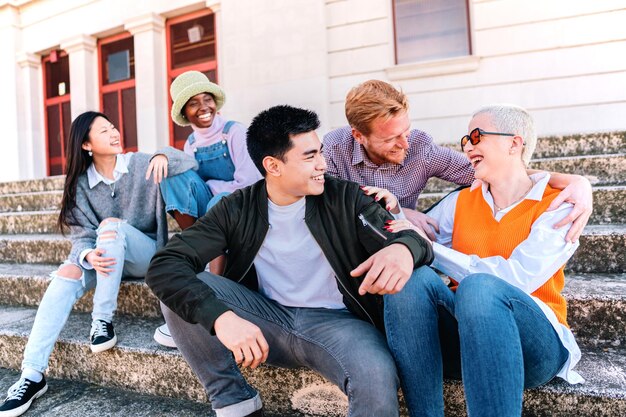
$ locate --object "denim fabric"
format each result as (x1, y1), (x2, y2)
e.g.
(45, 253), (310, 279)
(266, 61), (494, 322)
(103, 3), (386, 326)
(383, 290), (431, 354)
(22, 221), (156, 373)
(195, 139), (236, 182)
(206, 192), (229, 213)
(384, 267), (569, 417)
(159, 169), (212, 218)
(160, 139), (236, 217)
(163, 272), (399, 417)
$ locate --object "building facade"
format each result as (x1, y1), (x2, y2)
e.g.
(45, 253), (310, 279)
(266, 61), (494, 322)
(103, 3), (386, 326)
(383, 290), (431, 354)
(1, 0), (625, 181)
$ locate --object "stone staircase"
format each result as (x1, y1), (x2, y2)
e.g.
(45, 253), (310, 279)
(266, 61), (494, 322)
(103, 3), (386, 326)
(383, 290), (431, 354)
(0, 132), (624, 416)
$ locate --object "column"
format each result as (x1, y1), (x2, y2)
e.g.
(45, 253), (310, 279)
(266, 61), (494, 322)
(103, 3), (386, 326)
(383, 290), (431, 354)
(125, 13), (168, 153)
(60, 34), (98, 120)
(16, 52), (46, 179)
(0, 5), (21, 181)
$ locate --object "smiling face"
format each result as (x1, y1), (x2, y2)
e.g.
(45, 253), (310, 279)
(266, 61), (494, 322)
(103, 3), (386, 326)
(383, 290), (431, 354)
(265, 131), (327, 205)
(464, 113), (521, 182)
(183, 93), (217, 128)
(81, 116), (123, 157)
(353, 111), (410, 165)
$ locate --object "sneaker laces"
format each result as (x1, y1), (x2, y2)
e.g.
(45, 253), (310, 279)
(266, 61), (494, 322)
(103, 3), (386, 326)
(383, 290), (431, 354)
(6, 378), (30, 401)
(91, 320), (109, 338)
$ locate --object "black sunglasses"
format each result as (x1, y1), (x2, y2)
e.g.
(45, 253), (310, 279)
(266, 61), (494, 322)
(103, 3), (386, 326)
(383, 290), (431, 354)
(461, 128), (515, 151)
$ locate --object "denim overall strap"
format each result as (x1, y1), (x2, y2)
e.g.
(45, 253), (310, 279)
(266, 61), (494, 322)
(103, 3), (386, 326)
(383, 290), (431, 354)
(187, 132), (196, 146)
(193, 121), (237, 182)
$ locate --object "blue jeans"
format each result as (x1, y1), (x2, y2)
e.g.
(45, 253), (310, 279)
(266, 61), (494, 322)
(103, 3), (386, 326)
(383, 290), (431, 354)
(160, 169), (228, 218)
(163, 272), (399, 417)
(22, 221), (156, 373)
(384, 266), (569, 417)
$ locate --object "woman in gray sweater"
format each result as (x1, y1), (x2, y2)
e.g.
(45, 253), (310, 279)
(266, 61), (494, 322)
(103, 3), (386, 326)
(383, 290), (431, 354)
(0, 111), (196, 417)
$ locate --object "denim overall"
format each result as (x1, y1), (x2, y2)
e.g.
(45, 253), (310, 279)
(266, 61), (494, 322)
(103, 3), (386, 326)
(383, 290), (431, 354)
(191, 120), (237, 183)
(160, 121), (237, 217)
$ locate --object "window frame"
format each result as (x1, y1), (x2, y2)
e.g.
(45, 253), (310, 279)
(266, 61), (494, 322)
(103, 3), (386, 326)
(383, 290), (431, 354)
(165, 8), (219, 149)
(97, 32), (138, 152)
(42, 51), (71, 176)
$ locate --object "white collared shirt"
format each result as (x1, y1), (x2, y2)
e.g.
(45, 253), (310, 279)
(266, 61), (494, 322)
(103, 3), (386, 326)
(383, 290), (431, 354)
(86, 153), (132, 188)
(427, 172), (583, 384)
(79, 153), (133, 268)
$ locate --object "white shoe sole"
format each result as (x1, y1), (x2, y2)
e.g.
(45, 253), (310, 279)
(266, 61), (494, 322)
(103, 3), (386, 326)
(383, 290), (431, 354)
(90, 334), (117, 353)
(0, 383), (48, 417)
(153, 328), (177, 348)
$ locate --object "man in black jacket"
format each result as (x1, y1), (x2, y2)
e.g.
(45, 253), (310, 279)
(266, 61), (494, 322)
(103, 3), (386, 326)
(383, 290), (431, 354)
(146, 105), (433, 417)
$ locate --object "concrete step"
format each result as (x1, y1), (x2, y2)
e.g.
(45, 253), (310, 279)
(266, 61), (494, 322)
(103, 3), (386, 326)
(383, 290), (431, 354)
(0, 223), (623, 273)
(529, 153), (626, 187)
(0, 186), (621, 237)
(532, 131), (626, 159)
(564, 273), (626, 348)
(0, 304), (624, 417)
(0, 263), (623, 348)
(423, 152), (626, 193)
(3, 154), (621, 208)
(0, 211), (182, 235)
(0, 305), (337, 416)
(442, 131), (626, 160)
(0, 176), (65, 196)
(567, 224), (626, 274)
(0, 366), (216, 416)
(0, 263), (160, 319)
(0, 190), (62, 213)
(417, 185), (626, 225)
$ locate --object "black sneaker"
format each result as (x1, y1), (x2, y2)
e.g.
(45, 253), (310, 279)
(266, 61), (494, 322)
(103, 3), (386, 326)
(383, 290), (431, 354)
(90, 319), (117, 353)
(245, 409), (265, 417)
(0, 377), (48, 417)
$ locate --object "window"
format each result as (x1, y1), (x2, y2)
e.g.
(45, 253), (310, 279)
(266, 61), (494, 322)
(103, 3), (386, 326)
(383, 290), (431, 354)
(98, 33), (138, 152)
(42, 51), (71, 176)
(393, 0), (471, 64)
(166, 9), (218, 149)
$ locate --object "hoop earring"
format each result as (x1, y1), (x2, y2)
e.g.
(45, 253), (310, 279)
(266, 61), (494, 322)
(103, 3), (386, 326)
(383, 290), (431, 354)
(88, 151), (93, 156)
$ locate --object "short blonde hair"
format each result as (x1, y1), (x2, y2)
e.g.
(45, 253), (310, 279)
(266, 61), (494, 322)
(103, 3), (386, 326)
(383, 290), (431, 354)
(345, 80), (409, 135)
(472, 104), (537, 166)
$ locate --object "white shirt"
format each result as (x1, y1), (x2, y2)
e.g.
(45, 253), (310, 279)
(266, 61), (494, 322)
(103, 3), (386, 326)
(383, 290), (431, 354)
(253, 197), (346, 309)
(427, 172), (583, 384)
(79, 153), (132, 269)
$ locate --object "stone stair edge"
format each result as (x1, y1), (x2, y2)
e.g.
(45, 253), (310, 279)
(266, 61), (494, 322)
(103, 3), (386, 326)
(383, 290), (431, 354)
(0, 304), (624, 417)
(0, 269), (624, 348)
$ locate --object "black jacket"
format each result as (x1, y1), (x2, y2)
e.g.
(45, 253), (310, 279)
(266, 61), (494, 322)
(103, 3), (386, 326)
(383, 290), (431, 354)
(146, 175), (433, 332)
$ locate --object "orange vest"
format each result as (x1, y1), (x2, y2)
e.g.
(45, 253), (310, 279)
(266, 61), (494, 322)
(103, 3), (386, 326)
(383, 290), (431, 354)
(451, 185), (569, 327)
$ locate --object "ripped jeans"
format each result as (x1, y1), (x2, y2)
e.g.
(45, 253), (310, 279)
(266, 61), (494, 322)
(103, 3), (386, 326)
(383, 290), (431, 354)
(22, 220), (156, 373)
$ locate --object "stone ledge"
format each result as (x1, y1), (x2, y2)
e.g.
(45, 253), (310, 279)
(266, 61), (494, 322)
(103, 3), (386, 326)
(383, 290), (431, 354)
(0, 266), (623, 347)
(0, 305), (624, 417)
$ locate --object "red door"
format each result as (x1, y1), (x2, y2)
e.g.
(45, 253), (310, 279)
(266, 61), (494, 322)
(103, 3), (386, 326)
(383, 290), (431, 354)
(166, 9), (218, 149)
(42, 52), (72, 176)
(98, 32), (138, 152)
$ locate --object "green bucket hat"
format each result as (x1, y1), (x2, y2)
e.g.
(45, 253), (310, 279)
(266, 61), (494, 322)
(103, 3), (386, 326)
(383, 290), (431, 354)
(170, 71), (226, 126)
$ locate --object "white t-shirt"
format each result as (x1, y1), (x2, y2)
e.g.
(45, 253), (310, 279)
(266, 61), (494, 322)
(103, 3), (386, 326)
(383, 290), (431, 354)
(254, 197), (346, 309)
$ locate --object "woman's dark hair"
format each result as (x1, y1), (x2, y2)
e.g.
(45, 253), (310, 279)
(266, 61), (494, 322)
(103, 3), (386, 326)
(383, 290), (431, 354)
(246, 105), (320, 175)
(58, 111), (110, 234)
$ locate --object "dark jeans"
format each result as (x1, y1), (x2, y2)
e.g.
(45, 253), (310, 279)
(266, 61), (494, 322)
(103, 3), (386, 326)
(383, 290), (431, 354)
(384, 266), (569, 417)
(163, 272), (399, 417)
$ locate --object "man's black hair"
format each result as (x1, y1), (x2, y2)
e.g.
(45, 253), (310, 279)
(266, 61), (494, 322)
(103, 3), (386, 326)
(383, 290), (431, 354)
(247, 105), (320, 175)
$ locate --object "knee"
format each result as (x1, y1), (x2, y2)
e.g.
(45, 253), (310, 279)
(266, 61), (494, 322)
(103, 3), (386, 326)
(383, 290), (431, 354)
(385, 266), (444, 313)
(56, 264), (82, 280)
(97, 218), (126, 242)
(352, 353), (398, 391)
(456, 273), (507, 319)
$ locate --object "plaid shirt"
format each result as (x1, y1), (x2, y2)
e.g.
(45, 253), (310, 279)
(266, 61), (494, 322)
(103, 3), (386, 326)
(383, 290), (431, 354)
(323, 126), (475, 209)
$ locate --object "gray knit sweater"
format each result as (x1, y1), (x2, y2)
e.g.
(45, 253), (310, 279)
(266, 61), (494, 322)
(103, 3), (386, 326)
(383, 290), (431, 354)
(67, 147), (197, 265)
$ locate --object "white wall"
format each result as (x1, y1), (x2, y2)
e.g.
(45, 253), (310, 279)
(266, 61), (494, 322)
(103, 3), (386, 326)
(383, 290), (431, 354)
(2, 0), (626, 181)
(326, 0), (626, 143)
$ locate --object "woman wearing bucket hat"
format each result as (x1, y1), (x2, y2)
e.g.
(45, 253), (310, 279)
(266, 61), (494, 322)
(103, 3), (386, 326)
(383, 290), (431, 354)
(160, 71), (261, 228)
(154, 71), (261, 348)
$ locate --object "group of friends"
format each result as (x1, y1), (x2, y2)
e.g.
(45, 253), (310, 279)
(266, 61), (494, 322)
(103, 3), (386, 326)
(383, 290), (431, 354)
(0, 71), (592, 417)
